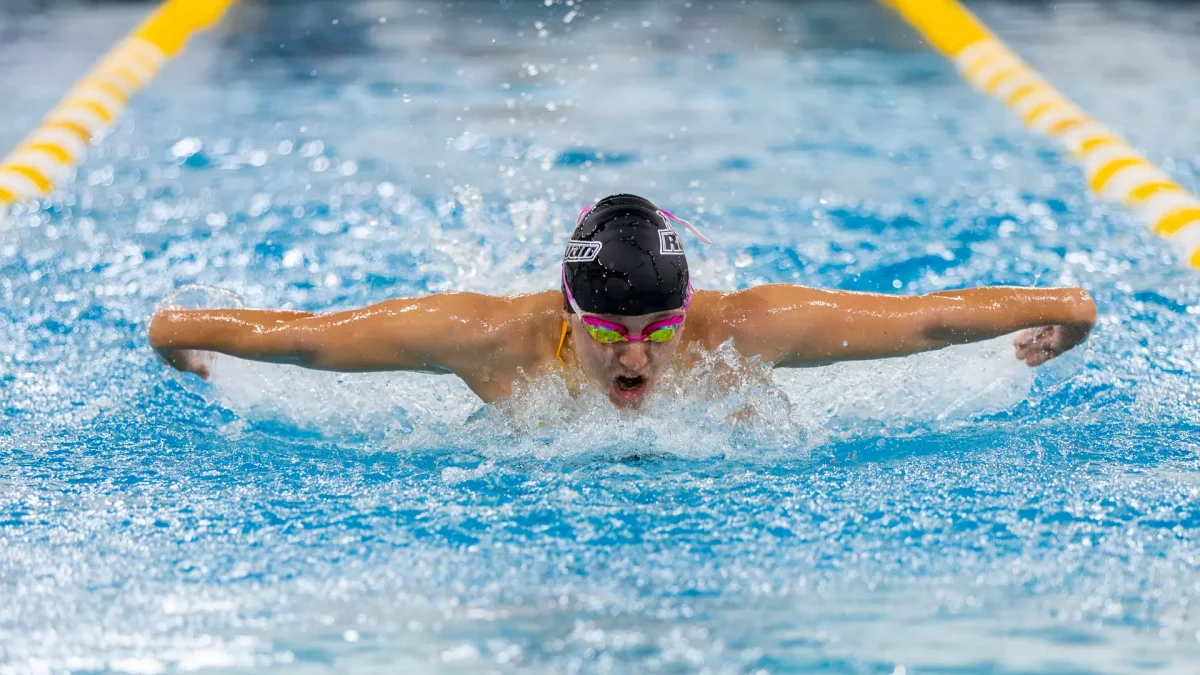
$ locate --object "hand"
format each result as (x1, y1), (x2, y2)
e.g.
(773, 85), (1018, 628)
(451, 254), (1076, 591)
(1012, 324), (1091, 366)
(155, 347), (216, 380)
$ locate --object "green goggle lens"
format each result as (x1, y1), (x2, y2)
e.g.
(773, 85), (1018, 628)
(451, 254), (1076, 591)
(645, 326), (679, 343)
(582, 324), (680, 344)
(585, 326), (626, 344)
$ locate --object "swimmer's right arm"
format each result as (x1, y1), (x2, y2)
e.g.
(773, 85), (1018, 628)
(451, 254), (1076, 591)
(148, 293), (532, 377)
(150, 309), (315, 379)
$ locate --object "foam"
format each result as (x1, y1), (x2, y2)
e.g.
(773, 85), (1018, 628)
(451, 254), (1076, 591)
(198, 330), (1036, 460)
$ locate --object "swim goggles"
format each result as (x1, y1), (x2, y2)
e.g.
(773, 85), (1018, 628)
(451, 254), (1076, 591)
(561, 265), (691, 345)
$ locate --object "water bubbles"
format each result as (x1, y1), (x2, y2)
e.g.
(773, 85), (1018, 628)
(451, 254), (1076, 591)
(171, 137), (202, 158)
(440, 643), (481, 662)
(109, 657), (165, 674)
(248, 192), (272, 217)
(4, 2), (1200, 673)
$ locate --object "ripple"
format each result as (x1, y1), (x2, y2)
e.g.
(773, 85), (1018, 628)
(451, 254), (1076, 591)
(3, 0), (1200, 672)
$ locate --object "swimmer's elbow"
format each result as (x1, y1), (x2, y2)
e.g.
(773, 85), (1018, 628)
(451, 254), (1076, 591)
(916, 302), (962, 348)
(270, 328), (435, 372)
(236, 326), (322, 365)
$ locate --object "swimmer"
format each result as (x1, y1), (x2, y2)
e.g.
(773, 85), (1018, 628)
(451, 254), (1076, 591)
(149, 194), (1096, 409)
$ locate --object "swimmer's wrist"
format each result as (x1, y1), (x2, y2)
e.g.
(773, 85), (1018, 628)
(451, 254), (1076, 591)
(149, 308), (205, 351)
(148, 310), (177, 350)
(1020, 287), (1095, 330)
(1061, 288), (1097, 329)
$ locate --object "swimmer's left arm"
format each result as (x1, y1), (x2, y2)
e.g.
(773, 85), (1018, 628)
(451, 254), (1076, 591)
(716, 284), (1096, 367)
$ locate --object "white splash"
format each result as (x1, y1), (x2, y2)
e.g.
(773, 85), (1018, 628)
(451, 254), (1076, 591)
(197, 329), (1034, 459)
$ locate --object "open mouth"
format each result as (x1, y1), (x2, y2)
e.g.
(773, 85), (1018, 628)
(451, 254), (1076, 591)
(615, 375), (646, 392)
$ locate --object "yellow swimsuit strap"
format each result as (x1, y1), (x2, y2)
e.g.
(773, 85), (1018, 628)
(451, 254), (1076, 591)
(555, 319), (569, 363)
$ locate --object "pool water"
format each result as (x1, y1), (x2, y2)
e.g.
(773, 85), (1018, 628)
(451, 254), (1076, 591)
(3, 0), (1200, 672)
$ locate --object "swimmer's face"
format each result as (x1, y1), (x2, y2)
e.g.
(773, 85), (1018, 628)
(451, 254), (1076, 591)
(569, 310), (686, 410)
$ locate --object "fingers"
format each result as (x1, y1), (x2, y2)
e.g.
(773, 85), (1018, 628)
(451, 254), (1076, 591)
(191, 352), (215, 379)
(1015, 335), (1064, 366)
(1014, 340), (1045, 362)
(1019, 349), (1045, 366)
(1019, 343), (1064, 367)
(1012, 326), (1044, 346)
(155, 349), (215, 379)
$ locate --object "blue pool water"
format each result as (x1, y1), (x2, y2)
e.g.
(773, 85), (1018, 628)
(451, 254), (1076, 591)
(3, 0), (1200, 672)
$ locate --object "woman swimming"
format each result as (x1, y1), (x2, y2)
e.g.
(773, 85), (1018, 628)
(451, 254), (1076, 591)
(148, 194), (1096, 409)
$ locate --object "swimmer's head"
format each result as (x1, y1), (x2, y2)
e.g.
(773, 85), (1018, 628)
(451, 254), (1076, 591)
(561, 194), (705, 409)
(562, 194), (695, 315)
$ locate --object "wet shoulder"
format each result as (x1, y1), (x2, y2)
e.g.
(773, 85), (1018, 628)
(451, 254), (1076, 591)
(502, 290), (566, 362)
(506, 290), (563, 322)
(453, 290), (563, 403)
(684, 289), (734, 350)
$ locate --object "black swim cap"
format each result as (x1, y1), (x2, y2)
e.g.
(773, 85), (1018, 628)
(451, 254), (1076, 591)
(562, 194), (690, 316)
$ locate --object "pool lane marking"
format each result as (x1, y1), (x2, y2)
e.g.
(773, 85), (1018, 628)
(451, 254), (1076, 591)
(880, 0), (1200, 269)
(0, 0), (238, 220)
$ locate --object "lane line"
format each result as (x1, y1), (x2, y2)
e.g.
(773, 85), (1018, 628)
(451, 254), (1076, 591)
(0, 0), (238, 226)
(880, 0), (1200, 269)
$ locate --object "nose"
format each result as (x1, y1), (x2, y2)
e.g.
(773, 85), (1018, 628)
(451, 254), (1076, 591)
(616, 341), (649, 371)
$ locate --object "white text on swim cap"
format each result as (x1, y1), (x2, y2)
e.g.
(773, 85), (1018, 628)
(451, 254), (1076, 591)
(564, 240), (602, 262)
(658, 228), (684, 255)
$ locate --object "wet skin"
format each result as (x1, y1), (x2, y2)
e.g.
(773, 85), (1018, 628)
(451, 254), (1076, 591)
(149, 285), (1098, 407)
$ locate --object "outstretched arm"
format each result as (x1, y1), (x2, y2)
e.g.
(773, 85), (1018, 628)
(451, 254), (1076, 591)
(715, 284), (1096, 367)
(148, 292), (532, 379)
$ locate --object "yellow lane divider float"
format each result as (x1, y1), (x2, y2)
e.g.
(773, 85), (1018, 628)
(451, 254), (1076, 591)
(880, 0), (1200, 269)
(0, 0), (238, 217)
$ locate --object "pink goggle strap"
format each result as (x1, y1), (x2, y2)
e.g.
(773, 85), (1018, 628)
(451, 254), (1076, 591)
(658, 208), (712, 245)
(575, 204), (595, 225)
